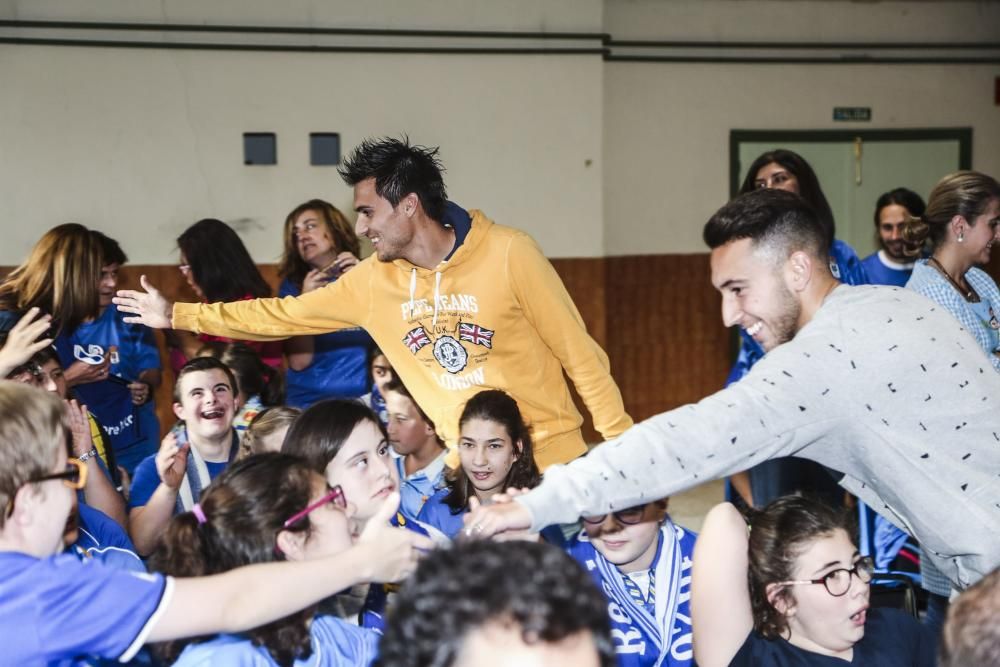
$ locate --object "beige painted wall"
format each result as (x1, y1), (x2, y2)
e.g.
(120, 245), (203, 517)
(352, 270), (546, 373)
(2, 0), (998, 262)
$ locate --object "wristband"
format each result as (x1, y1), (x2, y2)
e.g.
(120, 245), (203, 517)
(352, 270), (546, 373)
(78, 448), (99, 463)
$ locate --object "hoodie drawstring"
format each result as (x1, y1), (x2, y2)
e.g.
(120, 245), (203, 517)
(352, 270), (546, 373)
(408, 267), (443, 326)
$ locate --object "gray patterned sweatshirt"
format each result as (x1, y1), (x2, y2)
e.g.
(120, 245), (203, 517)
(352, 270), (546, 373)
(519, 285), (1000, 589)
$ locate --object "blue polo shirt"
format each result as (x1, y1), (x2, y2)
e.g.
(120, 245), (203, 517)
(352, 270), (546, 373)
(394, 452), (447, 520)
(0, 551), (171, 665)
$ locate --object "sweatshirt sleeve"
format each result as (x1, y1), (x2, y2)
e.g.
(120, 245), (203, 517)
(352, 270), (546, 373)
(517, 340), (840, 530)
(506, 233), (633, 439)
(172, 263), (370, 341)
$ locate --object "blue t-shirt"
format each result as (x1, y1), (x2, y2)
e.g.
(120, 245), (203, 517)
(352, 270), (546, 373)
(0, 551), (170, 665)
(279, 279), (373, 408)
(861, 251), (914, 288)
(394, 453), (447, 521)
(173, 614), (378, 666)
(73, 503), (146, 574)
(54, 305), (161, 474)
(731, 607), (933, 666)
(128, 452), (230, 510)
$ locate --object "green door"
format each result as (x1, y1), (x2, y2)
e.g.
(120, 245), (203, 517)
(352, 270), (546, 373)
(733, 129), (971, 259)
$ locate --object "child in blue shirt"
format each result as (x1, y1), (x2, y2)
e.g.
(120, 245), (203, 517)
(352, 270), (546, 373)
(383, 377), (447, 520)
(154, 453), (382, 667)
(0, 382), (431, 666)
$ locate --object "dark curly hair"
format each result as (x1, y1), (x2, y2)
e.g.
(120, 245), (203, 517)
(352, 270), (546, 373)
(151, 453), (322, 666)
(374, 539), (617, 667)
(746, 495), (856, 639)
(443, 389), (540, 514)
(338, 136), (448, 222)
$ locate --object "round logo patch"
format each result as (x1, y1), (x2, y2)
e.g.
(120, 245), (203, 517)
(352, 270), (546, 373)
(433, 335), (468, 374)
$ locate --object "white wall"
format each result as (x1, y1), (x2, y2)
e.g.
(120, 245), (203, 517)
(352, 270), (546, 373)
(603, 0), (1000, 255)
(3, 0), (997, 262)
(0, 0), (606, 263)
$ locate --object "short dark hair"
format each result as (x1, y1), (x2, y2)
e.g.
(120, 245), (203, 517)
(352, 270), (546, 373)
(443, 390), (541, 513)
(739, 149), (836, 247)
(374, 540), (617, 667)
(281, 399), (386, 473)
(91, 230), (128, 266)
(203, 342), (285, 407)
(939, 567), (1000, 667)
(383, 376), (433, 427)
(338, 137), (448, 222)
(173, 356), (239, 404)
(177, 219), (272, 303)
(703, 188), (830, 264)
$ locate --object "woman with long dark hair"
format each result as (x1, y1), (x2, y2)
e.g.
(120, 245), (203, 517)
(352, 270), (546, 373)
(169, 218), (282, 370)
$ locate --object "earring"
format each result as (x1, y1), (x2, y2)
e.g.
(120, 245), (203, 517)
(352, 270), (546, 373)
(958, 233), (965, 243)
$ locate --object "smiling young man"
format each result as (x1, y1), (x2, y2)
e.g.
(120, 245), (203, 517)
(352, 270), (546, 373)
(467, 188), (1000, 593)
(127, 357), (239, 555)
(115, 137), (632, 470)
(860, 188), (927, 288)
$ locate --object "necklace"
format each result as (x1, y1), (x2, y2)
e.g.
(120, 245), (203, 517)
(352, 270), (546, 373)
(927, 256), (979, 302)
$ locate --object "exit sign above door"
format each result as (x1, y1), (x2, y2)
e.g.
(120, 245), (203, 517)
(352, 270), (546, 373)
(833, 107), (872, 122)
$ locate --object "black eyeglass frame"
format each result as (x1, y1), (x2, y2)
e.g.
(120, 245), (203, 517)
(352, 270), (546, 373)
(775, 555), (876, 597)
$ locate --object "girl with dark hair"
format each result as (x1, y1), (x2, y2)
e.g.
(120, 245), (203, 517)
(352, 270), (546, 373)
(154, 453), (380, 667)
(692, 496), (932, 667)
(861, 188), (928, 287)
(282, 399), (444, 632)
(169, 218), (282, 370)
(278, 200), (371, 408)
(729, 149), (868, 510)
(417, 390), (549, 541)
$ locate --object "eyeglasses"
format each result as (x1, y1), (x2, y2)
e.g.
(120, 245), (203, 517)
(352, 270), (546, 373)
(283, 485), (347, 529)
(5, 458), (87, 517)
(582, 504), (647, 526)
(776, 556), (875, 597)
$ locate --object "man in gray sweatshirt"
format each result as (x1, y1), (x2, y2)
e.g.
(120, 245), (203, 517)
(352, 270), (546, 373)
(467, 188), (999, 591)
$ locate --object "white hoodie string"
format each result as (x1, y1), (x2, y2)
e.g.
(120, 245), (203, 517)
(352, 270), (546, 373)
(408, 267), (443, 326)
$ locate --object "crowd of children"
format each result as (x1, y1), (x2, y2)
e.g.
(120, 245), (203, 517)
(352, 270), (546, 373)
(0, 137), (998, 667)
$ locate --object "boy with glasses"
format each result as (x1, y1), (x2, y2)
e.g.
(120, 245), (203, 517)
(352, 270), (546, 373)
(0, 382), (431, 665)
(567, 500), (697, 667)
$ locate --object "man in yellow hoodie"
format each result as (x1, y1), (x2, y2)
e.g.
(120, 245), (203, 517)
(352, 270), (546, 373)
(115, 137), (631, 468)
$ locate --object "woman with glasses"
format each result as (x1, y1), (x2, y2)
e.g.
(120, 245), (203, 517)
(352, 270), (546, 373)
(153, 452), (381, 666)
(566, 499), (697, 667)
(691, 496), (933, 667)
(169, 218), (282, 371)
(417, 390), (559, 543)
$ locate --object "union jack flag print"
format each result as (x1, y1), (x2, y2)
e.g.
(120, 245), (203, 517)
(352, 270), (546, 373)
(403, 326), (431, 354)
(458, 322), (494, 349)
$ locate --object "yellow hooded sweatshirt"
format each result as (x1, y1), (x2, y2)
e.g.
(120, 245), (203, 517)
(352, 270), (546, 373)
(173, 210), (632, 468)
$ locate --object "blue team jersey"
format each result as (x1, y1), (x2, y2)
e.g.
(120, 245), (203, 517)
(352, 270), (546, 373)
(54, 305), (161, 473)
(861, 251), (914, 288)
(279, 279), (373, 408)
(0, 551), (170, 665)
(128, 453), (229, 510)
(173, 615), (378, 666)
(73, 503), (146, 574)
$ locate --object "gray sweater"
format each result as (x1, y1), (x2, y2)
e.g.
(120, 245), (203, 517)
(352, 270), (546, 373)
(520, 285), (1000, 589)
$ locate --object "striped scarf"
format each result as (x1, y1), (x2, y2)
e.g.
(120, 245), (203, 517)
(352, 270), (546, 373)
(568, 520), (697, 667)
(173, 426), (238, 514)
